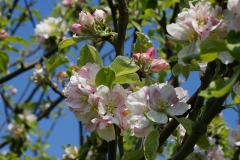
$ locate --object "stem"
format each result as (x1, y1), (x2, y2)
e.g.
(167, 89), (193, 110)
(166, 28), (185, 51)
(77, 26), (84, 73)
(108, 139), (117, 160)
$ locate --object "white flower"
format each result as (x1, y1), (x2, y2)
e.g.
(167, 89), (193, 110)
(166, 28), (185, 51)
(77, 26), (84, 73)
(65, 146), (78, 159)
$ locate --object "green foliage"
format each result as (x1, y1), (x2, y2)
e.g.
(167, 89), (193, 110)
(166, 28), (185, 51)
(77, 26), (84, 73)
(226, 30), (240, 62)
(172, 63), (200, 79)
(132, 32), (153, 53)
(121, 150), (144, 160)
(172, 117), (210, 150)
(95, 67), (116, 89)
(58, 36), (93, 52)
(166, 35), (189, 45)
(144, 131), (160, 160)
(46, 54), (69, 73)
(77, 44), (104, 68)
(4, 36), (28, 46)
(0, 51), (9, 73)
(199, 71), (240, 99)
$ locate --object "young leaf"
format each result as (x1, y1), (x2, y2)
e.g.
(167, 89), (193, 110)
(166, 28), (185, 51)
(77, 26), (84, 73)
(4, 36), (28, 46)
(131, 21), (142, 32)
(46, 54), (69, 73)
(132, 32), (153, 53)
(166, 35), (189, 45)
(77, 44), (104, 68)
(199, 70), (240, 99)
(199, 38), (228, 54)
(181, 64), (190, 80)
(113, 73), (140, 84)
(58, 36), (93, 52)
(109, 56), (139, 77)
(172, 63), (200, 77)
(226, 30), (240, 62)
(0, 51), (9, 72)
(121, 150), (144, 160)
(95, 67), (116, 89)
(144, 131), (160, 160)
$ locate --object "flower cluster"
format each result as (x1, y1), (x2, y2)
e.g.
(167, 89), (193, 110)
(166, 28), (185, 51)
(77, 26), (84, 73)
(34, 17), (67, 47)
(133, 47), (169, 74)
(71, 9), (109, 37)
(167, 0), (240, 65)
(62, 0), (82, 8)
(63, 63), (130, 141)
(125, 84), (189, 137)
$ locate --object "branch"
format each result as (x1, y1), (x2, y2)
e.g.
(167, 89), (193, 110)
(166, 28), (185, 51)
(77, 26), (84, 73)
(107, 0), (118, 32)
(6, 0), (19, 20)
(115, 0), (129, 56)
(172, 94), (229, 159)
(0, 46), (57, 84)
(37, 96), (64, 121)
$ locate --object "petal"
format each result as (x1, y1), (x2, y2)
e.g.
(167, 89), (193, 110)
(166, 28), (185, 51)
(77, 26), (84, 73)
(166, 102), (190, 116)
(97, 124), (115, 142)
(146, 110), (168, 124)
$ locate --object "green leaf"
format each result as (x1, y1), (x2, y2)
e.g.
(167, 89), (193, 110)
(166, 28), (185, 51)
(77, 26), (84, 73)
(181, 65), (190, 80)
(172, 117), (210, 150)
(226, 30), (240, 62)
(46, 54), (69, 73)
(77, 44), (104, 68)
(232, 95), (240, 105)
(199, 52), (219, 62)
(199, 70), (240, 99)
(58, 36), (93, 52)
(131, 21), (142, 32)
(144, 131), (160, 160)
(172, 63), (200, 77)
(31, 9), (42, 21)
(0, 17), (8, 27)
(0, 51), (9, 72)
(121, 150), (144, 160)
(113, 73), (140, 84)
(4, 36), (28, 46)
(110, 56), (139, 77)
(132, 32), (153, 53)
(95, 67), (116, 89)
(166, 35), (189, 45)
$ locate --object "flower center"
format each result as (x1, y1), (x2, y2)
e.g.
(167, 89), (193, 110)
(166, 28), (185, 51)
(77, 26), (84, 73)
(208, 32), (219, 39)
(79, 94), (89, 104)
(157, 99), (169, 112)
(90, 103), (98, 113)
(105, 101), (116, 113)
(186, 29), (198, 42)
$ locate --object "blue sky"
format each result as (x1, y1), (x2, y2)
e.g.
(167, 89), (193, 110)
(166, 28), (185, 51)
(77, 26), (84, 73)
(1, 0), (239, 159)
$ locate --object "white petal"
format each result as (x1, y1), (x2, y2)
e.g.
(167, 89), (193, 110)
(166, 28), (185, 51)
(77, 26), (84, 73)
(146, 110), (168, 124)
(97, 124), (115, 142)
(218, 51), (234, 65)
(166, 102), (189, 116)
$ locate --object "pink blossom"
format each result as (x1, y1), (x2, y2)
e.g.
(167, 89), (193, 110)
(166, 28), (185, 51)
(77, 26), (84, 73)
(78, 11), (94, 28)
(93, 9), (106, 22)
(133, 47), (156, 64)
(0, 30), (8, 39)
(62, 0), (71, 7)
(149, 58), (169, 73)
(207, 146), (224, 160)
(125, 84), (189, 137)
(11, 88), (18, 95)
(71, 23), (83, 35)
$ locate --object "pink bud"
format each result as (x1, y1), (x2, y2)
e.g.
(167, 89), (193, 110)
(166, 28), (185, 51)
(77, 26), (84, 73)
(140, 53), (151, 64)
(146, 47), (155, 59)
(78, 11), (94, 28)
(133, 53), (141, 62)
(0, 30), (8, 39)
(62, 0), (72, 7)
(11, 88), (18, 95)
(71, 23), (83, 34)
(150, 58), (169, 72)
(93, 9), (106, 22)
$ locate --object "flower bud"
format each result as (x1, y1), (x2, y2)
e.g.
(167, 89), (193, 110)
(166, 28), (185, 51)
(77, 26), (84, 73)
(146, 47), (155, 59)
(11, 88), (18, 95)
(78, 11), (94, 28)
(0, 30), (8, 39)
(62, 0), (71, 7)
(93, 9), (106, 22)
(71, 23), (83, 34)
(150, 58), (169, 72)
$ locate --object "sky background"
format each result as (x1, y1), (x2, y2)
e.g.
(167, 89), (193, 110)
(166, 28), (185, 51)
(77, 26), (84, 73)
(0, 0), (239, 159)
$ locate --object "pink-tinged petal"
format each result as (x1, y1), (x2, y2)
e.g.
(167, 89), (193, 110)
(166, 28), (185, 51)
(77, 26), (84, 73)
(93, 9), (106, 22)
(166, 102), (190, 116)
(132, 123), (154, 138)
(167, 23), (189, 40)
(174, 87), (189, 103)
(97, 124), (115, 142)
(146, 110), (168, 124)
(146, 47), (155, 59)
(149, 58), (169, 72)
(157, 85), (178, 104)
(71, 23), (83, 35)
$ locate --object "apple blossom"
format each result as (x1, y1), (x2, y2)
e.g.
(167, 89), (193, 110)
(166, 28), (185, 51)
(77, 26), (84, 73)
(149, 58), (169, 73)
(64, 146), (78, 159)
(18, 111), (37, 122)
(0, 29), (8, 39)
(227, 0), (240, 13)
(34, 17), (67, 46)
(207, 145), (224, 160)
(93, 9), (106, 22)
(133, 47), (155, 64)
(125, 84), (189, 137)
(71, 23), (83, 35)
(11, 88), (18, 95)
(7, 122), (25, 137)
(64, 63), (101, 114)
(78, 11), (94, 28)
